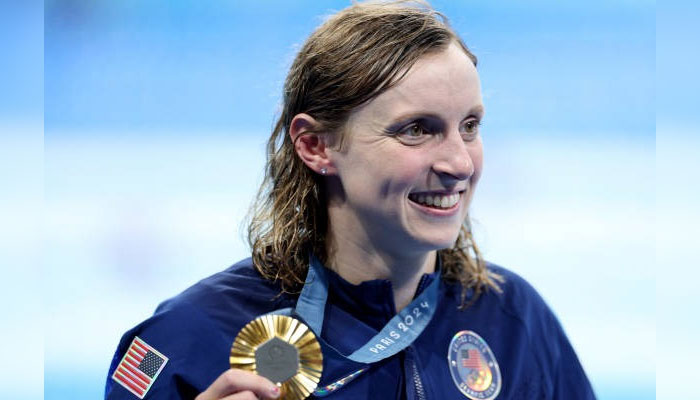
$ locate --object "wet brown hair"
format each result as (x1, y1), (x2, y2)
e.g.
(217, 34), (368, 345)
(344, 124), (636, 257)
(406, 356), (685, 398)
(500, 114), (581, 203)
(247, 0), (502, 307)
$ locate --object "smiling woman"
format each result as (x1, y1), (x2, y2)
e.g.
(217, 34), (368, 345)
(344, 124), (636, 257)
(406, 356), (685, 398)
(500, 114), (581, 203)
(312, 44), (485, 310)
(289, 43), (487, 311)
(104, 2), (596, 399)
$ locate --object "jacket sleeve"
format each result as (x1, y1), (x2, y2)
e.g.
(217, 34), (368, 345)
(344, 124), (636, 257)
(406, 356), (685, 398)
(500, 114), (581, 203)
(550, 322), (597, 399)
(105, 301), (232, 399)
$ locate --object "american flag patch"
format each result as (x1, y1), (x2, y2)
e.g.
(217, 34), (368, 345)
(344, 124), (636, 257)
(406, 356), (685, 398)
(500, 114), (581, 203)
(112, 336), (169, 399)
(461, 348), (482, 369)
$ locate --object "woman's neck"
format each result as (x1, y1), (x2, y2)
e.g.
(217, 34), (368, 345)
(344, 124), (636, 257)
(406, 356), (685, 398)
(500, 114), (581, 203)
(326, 233), (437, 312)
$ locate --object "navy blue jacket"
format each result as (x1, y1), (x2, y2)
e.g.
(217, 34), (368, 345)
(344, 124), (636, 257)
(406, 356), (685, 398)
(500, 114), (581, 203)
(105, 258), (596, 399)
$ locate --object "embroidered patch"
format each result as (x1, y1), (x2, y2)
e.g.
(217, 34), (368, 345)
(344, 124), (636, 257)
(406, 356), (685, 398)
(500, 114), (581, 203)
(447, 330), (501, 399)
(112, 336), (169, 399)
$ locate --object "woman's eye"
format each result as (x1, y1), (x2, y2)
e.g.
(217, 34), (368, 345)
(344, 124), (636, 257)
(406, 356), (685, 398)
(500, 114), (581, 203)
(464, 119), (480, 133)
(391, 123), (433, 144)
(402, 123), (426, 137)
(462, 119), (481, 140)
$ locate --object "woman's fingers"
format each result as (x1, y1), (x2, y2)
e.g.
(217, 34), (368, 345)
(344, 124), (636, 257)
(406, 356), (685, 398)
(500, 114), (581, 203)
(220, 390), (265, 400)
(195, 369), (280, 400)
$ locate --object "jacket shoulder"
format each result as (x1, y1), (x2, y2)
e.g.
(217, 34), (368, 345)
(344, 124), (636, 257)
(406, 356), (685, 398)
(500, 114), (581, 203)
(486, 262), (552, 317)
(105, 258), (293, 399)
(158, 257), (290, 316)
(482, 262), (596, 399)
(484, 262), (562, 357)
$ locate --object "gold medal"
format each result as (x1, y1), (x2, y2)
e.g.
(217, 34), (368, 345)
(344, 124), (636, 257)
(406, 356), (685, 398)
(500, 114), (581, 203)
(230, 314), (323, 400)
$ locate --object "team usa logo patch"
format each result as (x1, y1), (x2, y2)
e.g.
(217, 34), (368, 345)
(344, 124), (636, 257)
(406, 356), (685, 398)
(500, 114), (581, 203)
(447, 330), (501, 399)
(112, 336), (169, 399)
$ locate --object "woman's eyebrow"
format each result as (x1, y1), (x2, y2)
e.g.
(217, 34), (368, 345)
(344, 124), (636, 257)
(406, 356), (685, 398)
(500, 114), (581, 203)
(386, 104), (485, 127)
(467, 104), (485, 118)
(383, 113), (441, 132)
(387, 112), (437, 124)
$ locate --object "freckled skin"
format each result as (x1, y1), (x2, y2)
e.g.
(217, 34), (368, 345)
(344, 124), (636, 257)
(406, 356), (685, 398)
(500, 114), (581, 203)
(327, 42), (484, 260)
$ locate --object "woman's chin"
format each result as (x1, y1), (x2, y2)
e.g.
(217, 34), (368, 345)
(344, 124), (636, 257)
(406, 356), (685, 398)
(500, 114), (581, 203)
(407, 230), (461, 253)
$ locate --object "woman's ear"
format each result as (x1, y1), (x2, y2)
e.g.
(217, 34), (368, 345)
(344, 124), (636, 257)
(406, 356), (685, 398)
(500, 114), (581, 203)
(289, 113), (336, 175)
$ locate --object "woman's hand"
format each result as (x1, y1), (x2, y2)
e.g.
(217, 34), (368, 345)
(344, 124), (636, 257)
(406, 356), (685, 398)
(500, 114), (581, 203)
(195, 369), (281, 400)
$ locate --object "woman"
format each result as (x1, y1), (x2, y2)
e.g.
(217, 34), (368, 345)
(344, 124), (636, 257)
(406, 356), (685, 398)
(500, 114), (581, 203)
(106, 1), (595, 399)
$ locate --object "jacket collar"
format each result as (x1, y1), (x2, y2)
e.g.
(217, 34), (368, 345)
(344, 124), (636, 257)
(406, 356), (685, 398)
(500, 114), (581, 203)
(322, 259), (441, 331)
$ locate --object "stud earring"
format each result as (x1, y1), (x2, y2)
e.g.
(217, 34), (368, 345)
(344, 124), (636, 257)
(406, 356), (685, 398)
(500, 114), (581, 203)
(320, 168), (327, 175)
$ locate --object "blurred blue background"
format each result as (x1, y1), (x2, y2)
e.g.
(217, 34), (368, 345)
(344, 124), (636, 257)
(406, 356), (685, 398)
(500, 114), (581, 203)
(0, 1), (43, 400)
(35, 0), (661, 399)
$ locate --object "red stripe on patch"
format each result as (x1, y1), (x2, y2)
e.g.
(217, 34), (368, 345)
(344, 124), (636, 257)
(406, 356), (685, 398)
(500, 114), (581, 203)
(114, 370), (145, 397)
(128, 350), (144, 361)
(122, 361), (151, 385)
(117, 367), (148, 391)
(131, 344), (147, 357)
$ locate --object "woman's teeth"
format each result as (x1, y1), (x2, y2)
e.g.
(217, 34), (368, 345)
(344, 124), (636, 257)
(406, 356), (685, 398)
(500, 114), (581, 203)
(409, 192), (460, 209)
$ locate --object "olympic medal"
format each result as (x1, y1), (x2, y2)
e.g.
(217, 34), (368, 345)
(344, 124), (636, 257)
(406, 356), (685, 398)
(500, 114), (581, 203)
(230, 314), (323, 400)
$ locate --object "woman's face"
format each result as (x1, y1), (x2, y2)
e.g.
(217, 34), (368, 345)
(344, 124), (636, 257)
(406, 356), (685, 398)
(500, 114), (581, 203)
(326, 42), (484, 256)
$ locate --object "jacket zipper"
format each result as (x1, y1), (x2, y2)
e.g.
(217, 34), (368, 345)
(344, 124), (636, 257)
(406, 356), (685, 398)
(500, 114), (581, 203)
(411, 360), (427, 400)
(405, 346), (427, 400)
(405, 275), (432, 400)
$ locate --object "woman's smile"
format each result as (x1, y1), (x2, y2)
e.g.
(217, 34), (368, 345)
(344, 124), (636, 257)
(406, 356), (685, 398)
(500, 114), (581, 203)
(408, 190), (464, 213)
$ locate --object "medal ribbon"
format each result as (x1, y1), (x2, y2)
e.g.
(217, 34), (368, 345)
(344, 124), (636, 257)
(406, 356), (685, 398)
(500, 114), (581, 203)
(294, 254), (441, 364)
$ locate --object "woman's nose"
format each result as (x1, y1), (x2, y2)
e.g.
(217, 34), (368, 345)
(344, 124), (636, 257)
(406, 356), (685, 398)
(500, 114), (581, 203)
(431, 132), (474, 183)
